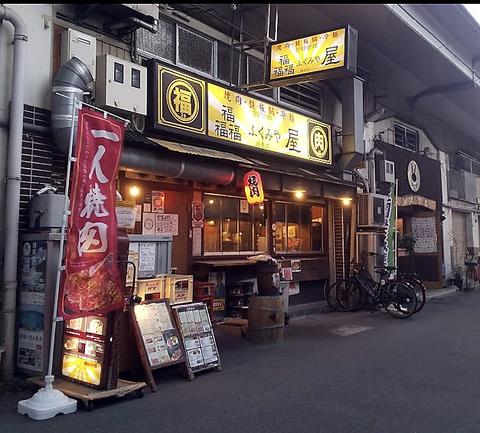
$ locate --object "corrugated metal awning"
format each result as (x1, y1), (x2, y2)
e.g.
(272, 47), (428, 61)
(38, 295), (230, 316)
(125, 130), (255, 165)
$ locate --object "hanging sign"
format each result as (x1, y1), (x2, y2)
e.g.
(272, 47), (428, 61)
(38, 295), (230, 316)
(59, 107), (125, 319)
(269, 26), (358, 86)
(243, 170), (265, 205)
(192, 202), (205, 228)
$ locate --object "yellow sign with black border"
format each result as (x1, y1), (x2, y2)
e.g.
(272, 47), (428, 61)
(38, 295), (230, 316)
(270, 28), (346, 81)
(207, 83), (332, 165)
(158, 65), (206, 134)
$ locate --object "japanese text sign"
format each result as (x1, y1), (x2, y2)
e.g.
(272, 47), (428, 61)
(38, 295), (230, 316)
(208, 83), (332, 164)
(59, 107), (125, 319)
(243, 170), (265, 205)
(269, 27), (357, 85)
(150, 63), (332, 165)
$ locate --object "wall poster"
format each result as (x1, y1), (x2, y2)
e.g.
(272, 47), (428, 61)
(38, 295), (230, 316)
(411, 216), (437, 253)
(17, 240), (48, 372)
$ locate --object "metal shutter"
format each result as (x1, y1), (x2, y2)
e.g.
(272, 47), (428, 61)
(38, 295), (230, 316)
(451, 211), (467, 269)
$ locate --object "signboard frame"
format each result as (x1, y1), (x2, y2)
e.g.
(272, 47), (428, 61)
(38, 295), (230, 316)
(172, 302), (222, 376)
(267, 25), (358, 87)
(146, 60), (333, 167)
(60, 313), (115, 390)
(129, 299), (191, 391)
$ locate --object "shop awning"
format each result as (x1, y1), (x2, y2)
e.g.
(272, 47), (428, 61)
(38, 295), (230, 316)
(125, 130), (255, 165)
(124, 130), (359, 195)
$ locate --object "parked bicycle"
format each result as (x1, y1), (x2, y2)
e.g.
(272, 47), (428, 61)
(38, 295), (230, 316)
(326, 252), (418, 318)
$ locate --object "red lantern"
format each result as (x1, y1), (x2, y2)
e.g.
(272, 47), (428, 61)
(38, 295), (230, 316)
(243, 170), (264, 205)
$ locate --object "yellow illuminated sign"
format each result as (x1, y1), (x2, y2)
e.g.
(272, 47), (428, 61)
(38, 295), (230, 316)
(207, 83), (332, 165)
(270, 28), (346, 81)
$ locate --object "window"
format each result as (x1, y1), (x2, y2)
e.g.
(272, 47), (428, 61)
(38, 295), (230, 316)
(274, 203), (324, 253)
(394, 123), (419, 152)
(178, 26), (213, 75)
(203, 194), (267, 254)
(131, 68), (141, 88)
(114, 62), (124, 84)
(136, 18), (175, 62)
(279, 82), (323, 115)
(247, 56), (275, 99)
(217, 42), (243, 85)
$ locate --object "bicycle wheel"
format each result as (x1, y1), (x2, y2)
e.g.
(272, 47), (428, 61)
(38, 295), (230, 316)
(336, 279), (367, 312)
(325, 280), (350, 312)
(399, 276), (426, 313)
(380, 281), (417, 318)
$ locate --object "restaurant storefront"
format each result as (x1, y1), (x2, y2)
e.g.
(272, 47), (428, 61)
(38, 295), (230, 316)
(375, 140), (444, 288)
(119, 60), (358, 318)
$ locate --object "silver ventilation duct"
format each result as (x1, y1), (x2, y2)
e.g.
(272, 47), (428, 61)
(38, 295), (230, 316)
(51, 57), (235, 186)
(51, 56), (93, 153)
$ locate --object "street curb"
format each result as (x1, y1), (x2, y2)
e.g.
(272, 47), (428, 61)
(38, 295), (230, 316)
(426, 287), (459, 301)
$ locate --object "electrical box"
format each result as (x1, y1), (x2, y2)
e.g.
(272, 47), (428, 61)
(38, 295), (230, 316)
(95, 54), (147, 116)
(379, 160), (395, 184)
(357, 193), (387, 228)
(61, 28), (97, 80)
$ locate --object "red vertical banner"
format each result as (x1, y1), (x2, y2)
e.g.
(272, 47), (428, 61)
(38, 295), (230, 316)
(59, 107), (125, 319)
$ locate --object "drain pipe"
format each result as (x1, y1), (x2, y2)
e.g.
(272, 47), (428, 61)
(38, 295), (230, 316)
(367, 148), (383, 194)
(0, 5), (28, 379)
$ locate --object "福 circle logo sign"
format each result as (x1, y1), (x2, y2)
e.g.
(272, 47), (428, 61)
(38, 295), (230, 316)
(309, 125), (329, 160)
(166, 79), (199, 124)
(407, 160), (421, 192)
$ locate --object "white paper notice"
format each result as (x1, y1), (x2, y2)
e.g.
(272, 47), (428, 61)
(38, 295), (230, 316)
(142, 213), (155, 235)
(155, 214), (179, 236)
(139, 243), (156, 273)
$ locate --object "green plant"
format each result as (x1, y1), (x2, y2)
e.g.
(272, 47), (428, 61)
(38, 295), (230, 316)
(451, 266), (464, 280)
(398, 234), (416, 252)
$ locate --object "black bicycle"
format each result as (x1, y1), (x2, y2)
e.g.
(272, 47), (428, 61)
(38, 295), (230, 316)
(332, 255), (418, 318)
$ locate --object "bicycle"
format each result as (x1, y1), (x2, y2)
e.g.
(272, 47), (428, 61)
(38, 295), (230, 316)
(334, 253), (418, 319)
(396, 272), (426, 313)
(366, 252), (426, 314)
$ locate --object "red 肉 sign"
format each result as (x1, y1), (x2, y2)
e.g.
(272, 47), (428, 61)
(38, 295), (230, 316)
(59, 107), (125, 319)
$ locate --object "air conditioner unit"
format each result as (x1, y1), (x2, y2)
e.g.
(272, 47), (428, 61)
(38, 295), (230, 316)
(378, 160), (395, 184)
(357, 193), (387, 228)
(96, 54), (147, 115)
(61, 29), (97, 80)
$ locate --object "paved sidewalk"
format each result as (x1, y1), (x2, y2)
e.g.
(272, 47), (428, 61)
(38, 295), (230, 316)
(426, 285), (459, 300)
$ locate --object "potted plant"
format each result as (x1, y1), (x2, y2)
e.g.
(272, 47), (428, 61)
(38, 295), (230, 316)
(450, 266), (464, 290)
(397, 234), (416, 256)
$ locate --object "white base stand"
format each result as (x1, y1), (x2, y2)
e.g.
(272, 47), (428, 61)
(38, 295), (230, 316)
(17, 375), (77, 421)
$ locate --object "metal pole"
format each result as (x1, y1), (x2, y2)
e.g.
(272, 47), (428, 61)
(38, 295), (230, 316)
(46, 96), (78, 377)
(0, 5), (28, 379)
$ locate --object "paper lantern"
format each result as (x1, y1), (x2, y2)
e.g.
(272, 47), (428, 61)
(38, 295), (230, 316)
(243, 170), (264, 205)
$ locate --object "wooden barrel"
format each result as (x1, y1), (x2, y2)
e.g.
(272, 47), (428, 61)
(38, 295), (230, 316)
(246, 295), (285, 344)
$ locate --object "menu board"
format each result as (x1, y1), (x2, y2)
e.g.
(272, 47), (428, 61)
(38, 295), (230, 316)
(61, 316), (108, 387)
(131, 301), (184, 369)
(173, 303), (221, 373)
(130, 300), (187, 391)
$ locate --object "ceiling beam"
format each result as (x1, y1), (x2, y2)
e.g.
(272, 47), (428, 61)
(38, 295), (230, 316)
(409, 80), (475, 104)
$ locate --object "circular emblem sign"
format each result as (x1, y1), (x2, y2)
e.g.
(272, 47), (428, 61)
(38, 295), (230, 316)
(407, 160), (421, 192)
(310, 126), (329, 160)
(166, 79), (199, 124)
